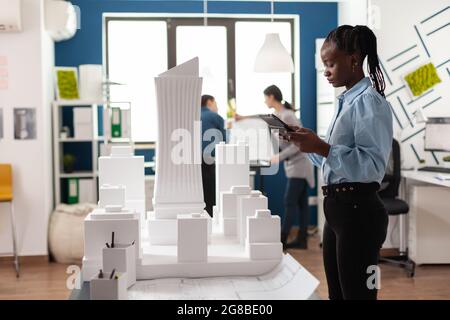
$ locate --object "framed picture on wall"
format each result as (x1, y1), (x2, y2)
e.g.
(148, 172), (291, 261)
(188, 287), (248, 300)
(54, 66), (80, 100)
(14, 108), (36, 140)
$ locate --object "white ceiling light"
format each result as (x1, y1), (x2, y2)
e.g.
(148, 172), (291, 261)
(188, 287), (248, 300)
(254, 0), (294, 73)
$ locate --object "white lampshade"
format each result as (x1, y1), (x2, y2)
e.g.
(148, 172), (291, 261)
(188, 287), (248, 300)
(254, 33), (294, 73)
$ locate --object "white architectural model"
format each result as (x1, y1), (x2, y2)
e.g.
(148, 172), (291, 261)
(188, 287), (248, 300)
(215, 141), (250, 212)
(81, 58), (284, 290)
(98, 146), (145, 222)
(152, 57), (205, 219)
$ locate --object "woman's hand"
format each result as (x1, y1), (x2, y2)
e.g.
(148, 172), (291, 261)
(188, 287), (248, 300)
(234, 113), (244, 121)
(270, 154), (280, 164)
(287, 127), (330, 157)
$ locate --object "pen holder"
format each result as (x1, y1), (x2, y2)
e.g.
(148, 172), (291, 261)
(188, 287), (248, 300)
(102, 243), (136, 288)
(90, 271), (127, 300)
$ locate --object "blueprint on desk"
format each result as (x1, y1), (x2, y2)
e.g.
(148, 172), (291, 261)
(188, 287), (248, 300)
(128, 254), (319, 300)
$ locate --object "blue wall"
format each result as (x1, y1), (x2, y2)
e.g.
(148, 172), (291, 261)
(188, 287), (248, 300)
(56, 0), (337, 225)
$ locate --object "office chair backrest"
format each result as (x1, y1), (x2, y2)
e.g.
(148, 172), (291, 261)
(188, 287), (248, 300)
(379, 139), (401, 199)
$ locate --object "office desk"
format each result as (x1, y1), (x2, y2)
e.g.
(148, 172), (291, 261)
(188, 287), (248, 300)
(401, 170), (450, 188)
(401, 170), (450, 265)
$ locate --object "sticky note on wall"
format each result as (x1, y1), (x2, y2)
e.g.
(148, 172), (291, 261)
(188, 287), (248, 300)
(404, 63), (441, 97)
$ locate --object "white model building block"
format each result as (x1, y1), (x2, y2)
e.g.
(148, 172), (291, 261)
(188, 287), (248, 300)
(84, 210), (140, 260)
(153, 58), (205, 219)
(90, 271), (127, 300)
(177, 213), (208, 263)
(103, 243), (136, 288)
(221, 185), (251, 217)
(247, 243), (283, 261)
(147, 212), (178, 245)
(247, 209), (281, 243)
(220, 185), (251, 236)
(83, 209), (141, 281)
(98, 184), (125, 210)
(238, 191), (268, 244)
(223, 218), (237, 236)
(90, 208), (137, 220)
(220, 193), (238, 218)
(126, 199), (146, 221)
(148, 211), (212, 245)
(246, 209), (282, 260)
(215, 141), (250, 212)
(99, 147), (145, 222)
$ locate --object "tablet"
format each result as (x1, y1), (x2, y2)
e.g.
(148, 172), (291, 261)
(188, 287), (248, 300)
(258, 114), (296, 132)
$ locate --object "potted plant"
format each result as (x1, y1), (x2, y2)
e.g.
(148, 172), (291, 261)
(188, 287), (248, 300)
(63, 154), (76, 173)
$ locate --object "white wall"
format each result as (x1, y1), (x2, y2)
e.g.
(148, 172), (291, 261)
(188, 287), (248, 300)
(370, 0), (450, 168)
(0, 0), (54, 256)
(369, 0), (450, 249)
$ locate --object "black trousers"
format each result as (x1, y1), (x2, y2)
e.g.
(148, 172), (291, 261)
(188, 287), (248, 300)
(201, 162), (215, 217)
(322, 182), (388, 300)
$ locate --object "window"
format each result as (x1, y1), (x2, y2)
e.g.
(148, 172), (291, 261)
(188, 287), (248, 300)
(176, 26), (228, 119)
(107, 20), (168, 142)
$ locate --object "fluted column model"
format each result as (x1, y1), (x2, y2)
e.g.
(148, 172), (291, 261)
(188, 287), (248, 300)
(153, 57), (205, 219)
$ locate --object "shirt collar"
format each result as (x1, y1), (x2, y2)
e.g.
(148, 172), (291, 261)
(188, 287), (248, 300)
(338, 77), (372, 103)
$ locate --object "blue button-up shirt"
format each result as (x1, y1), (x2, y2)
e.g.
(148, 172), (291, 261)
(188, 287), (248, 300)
(201, 107), (226, 159)
(308, 77), (393, 185)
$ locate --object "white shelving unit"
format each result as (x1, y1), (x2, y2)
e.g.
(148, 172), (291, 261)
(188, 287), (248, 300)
(52, 100), (104, 205)
(101, 102), (132, 151)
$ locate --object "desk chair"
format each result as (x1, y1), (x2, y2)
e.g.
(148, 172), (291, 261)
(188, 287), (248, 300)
(378, 139), (415, 277)
(0, 164), (20, 277)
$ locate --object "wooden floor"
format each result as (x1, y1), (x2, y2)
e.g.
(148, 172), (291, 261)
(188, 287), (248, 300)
(0, 258), (72, 300)
(289, 235), (450, 300)
(1, 235), (450, 300)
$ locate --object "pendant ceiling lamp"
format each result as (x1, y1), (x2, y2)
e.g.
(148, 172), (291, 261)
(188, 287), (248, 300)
(254, 1), (294, 73)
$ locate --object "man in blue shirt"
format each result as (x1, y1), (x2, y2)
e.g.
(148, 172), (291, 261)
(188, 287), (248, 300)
(200, 95), (226, 216)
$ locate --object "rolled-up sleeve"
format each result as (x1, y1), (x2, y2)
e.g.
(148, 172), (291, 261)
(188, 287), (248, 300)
(308, 153), (324, 168)
(323, 94), (393, 183)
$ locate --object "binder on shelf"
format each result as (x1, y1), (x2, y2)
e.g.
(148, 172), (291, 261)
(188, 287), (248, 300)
(67, 178), (79, 204)
(73, 107), (93, 139)
(120, 109), (131, 139)
(111, 107), (122, 138)
(79, 179), (96, 203)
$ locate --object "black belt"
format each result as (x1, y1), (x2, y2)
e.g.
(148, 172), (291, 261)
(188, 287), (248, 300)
(321, 182), (380, 197)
